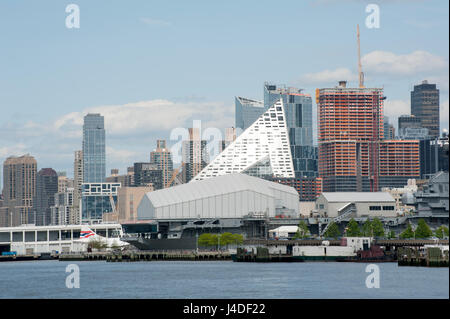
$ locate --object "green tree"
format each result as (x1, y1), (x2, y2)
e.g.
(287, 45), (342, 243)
(323, 222), (340, 239)
(400, 223), (414, 239)
(371, 218), (385, 238)
(293, 220), (310, 239)
(346, 218), (361, 237)
(415, 219), (433, 239)
(435, 226), (449, 239)
(231, 233), (244, 245)
(198, 233), (213, 247)
(387, 230), (396, 239)
(219, 232), (235, 248)
(210, 234), (219, 249)
(362, 219), (373, 237)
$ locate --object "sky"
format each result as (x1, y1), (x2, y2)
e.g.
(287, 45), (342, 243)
(0, 0), (448, 183)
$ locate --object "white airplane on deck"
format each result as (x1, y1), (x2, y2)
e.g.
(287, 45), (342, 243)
(75, 225), (130, 251)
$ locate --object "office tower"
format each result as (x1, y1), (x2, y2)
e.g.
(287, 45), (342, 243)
(317, 81), (420, 192)
(117, 186), (153, 223)
(235, 96), (265, 131)
(383, 116), (395, 139)
(411, 80), (440, 139)
(81, 182), (120, 224)
(32, 168), (58, 226)
(50, 188), (75, 225)
(82, 113), (106, 183)
(388, 125), (395, 139)
(398, 115), (421, 130)
(182, 128), (209, 183)
(73, 150), (83, 217)
(419, 135), (449, 178)
(150, 140), (174, 188)
(398, 115), (429, 140)
(383, 116), (390, 139)
(106, 168), (134, 187)
(0, 155), (37, 227)
(218, 128), (237, 153)
(264, 83), (317, 178)
(133, 163), (163, 190)
(57, 173), (74, 194)
(193, 99), (295, 182)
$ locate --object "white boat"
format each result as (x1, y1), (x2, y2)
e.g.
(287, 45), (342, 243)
(292, 237), (373, 261)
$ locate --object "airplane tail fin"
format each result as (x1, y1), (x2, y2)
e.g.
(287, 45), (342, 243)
(80, 226), (97, 239)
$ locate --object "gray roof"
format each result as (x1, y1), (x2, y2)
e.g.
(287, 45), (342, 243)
(144, 173), (298, 208)
(321, 192), (395, 203)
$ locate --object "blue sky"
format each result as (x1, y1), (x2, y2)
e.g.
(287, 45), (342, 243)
(0, 0), (448, 181)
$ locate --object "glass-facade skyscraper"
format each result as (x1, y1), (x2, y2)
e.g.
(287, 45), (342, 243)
(82, 114), (106, 183)
(411, 80), (440, 139)
(235, 96), (265, 131)
(264, 83), (317, 178)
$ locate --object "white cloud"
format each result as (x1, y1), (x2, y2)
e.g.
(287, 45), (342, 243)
(299, 67), (357, 85)
(106, 146), (142, 164)
(0, 98), (235, 177)
(383, 98), (449, 134)
(383, 99), (410, 119)
(54, 99), (234, 137)
(0, 144), (27, 158)
(362, 50), (448, 76)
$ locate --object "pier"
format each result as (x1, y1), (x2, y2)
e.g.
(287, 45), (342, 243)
(397, 247), (449, 267)
(233, 247), (300, 262)
(0, 254), (40, 262)
(58, 250), (231, 262)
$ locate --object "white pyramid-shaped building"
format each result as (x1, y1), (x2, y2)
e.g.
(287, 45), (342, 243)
(191, 98), (295, 182)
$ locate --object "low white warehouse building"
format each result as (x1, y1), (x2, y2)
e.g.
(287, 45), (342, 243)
(137, 173), (299, 220)
(314, 192), (397, 218)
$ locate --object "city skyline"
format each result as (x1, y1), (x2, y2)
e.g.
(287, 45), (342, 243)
(0, 0), (448, 182)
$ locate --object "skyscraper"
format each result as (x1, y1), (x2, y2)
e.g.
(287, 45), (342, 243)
(383, 116), (395, 139)
(32, 168), (58, 226)
(235, 96), (265, 131)
(193, 99), (295, 182)
(182, 128), (209, 183)
(82, 113), (106, 183)
(264, 83), (317, 178)
(105, 168), (134, 187)
(150, 140), (173, 188)
(398, 114), (429, 140)
(411, 80), (440, 139)
(133, 162), (163, 190)
(81, 182), (120, 224)
(317, 81), (420, 192)
(73, 150), (83, 216)
(0, 155), (37, 227)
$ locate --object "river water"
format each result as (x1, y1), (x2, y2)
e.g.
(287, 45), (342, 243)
(0, 260), (448, 299)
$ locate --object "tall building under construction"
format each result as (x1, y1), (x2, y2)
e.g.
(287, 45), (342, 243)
(317, 81), (420, 192)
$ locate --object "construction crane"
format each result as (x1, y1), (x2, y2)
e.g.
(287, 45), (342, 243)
(357, 24), (365, 88)
(108, 193), (117, 215)
(167, 162), (185, 187)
